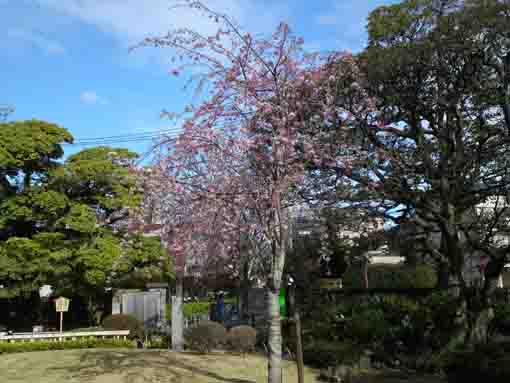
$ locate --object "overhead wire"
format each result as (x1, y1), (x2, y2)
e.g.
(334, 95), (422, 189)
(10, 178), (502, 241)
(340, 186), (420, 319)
(64, 127), (184, 146)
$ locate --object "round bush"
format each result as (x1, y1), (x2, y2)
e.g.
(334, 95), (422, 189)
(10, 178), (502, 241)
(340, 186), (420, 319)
(185, 321), (227, 353)
(227, 325), (257, 353)
(102, 314), (144, 339)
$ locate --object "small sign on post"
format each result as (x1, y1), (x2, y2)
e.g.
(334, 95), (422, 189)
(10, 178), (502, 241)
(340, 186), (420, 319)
(55, 297), (70, 333)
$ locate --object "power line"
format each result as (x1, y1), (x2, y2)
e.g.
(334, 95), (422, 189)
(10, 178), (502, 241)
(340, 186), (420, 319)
(65, 118), (246, 145)
(69, 127), (183, 142)
(64, 128), (183, 146)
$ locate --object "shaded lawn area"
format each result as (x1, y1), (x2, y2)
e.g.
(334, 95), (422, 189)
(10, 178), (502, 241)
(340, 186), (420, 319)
(0, 349), (318, 383)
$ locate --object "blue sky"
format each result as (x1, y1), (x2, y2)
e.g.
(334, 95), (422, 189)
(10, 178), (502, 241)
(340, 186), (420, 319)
(0, 0), (397, 159)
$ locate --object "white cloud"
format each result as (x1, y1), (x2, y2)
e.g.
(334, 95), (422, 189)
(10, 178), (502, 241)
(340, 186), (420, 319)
(6, 28), (66, 55)
(35, 0), (289, 46)
(80, 90), (108, 105)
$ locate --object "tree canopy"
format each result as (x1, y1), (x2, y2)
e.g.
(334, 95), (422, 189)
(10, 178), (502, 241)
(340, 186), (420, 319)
(0, 120), (170, 301)
(322, 0), (510, 345)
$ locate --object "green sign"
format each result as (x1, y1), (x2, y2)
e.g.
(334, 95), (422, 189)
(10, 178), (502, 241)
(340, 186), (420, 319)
(279, 288), (286, 317)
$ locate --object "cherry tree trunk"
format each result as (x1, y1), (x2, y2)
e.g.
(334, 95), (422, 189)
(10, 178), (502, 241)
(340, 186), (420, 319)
(172, 271), (184, 352)
(267, 288), (283, 383)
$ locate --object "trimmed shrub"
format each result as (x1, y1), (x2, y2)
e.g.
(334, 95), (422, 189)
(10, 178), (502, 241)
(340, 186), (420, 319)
(227, 325), (257, 353)
(102, 314), (144, 339)
(184, 321), (227, 353)
(0, 338), (134, 354)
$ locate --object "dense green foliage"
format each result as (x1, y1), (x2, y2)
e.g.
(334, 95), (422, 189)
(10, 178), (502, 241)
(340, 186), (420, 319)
(0, 338), (134, 354)
(342, 264), (437, 290)
(165, 298), (235, 322)
(445, 342), (510, 382)
(302, 291), (462, 371)
(302, 340), (361, 369)
(182, 301), (211, 319)
(102, 314), (144, 339)
(0, 120), (171, 327)
(491, 303), (510, 335)
(351, 0), (510, 346)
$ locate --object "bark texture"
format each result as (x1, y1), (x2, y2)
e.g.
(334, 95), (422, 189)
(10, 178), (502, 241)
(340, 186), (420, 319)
(267, 289), (283, 383)
(172, 273), (184, 352)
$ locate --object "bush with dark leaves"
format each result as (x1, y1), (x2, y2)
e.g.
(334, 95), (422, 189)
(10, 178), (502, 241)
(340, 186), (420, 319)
(102, 314), (144, 339)
(227, 325), (257, 353)
(185, 321), (227, 353)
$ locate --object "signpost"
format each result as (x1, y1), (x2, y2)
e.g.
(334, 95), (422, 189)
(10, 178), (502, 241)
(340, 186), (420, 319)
(55, 297), (70, 333)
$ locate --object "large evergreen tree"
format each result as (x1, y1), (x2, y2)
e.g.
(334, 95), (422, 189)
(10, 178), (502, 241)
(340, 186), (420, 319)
(329, 0), (510, 346)
(0, 120), (170, 324)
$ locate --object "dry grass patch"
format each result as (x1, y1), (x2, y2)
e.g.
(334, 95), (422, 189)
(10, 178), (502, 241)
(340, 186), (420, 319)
(0, 348), (318, 383)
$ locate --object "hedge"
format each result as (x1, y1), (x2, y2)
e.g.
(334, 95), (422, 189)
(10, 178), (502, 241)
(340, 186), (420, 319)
(343, 264), (437, 289)
(0, 338), (134, 354)
(166, 298), (237, 322)
(184, 321), (227, 353)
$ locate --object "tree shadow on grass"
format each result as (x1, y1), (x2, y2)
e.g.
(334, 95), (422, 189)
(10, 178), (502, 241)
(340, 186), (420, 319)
(49, 349), (256, 383)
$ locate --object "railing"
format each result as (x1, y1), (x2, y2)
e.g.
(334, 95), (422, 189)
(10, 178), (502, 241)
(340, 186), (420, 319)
(0, 330), (130, 342)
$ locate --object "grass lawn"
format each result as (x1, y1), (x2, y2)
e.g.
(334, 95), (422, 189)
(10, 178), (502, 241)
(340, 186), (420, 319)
(0, 348), (318, 383)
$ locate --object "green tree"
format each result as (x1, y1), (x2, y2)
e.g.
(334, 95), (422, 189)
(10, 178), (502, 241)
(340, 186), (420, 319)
(50, 146), (141, 226)
(114, 234), (173, 289)
(0, 120), (170, 325)
(332, 0), (510, 346)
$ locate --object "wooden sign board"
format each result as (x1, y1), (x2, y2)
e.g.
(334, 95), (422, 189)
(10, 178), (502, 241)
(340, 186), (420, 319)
(55, 297), (70, 313)
(319, 278), (343, 290)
